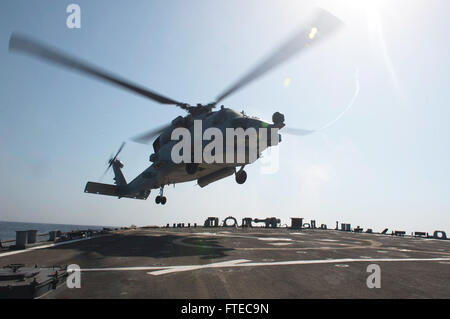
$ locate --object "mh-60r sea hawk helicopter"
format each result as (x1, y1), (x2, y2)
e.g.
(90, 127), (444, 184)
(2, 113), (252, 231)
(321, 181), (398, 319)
(9, 8), (342, 205)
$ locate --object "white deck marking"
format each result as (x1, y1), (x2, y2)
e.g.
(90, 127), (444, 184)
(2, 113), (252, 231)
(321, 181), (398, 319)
(80, 259), (251, 273)
(146, 257), (450, 276)
(257, 237), (292, 241)
(0, 237), (94, 258)
(268, 243), (292, 246)
(147, 259), (251, 276)
(74, 257), (450, 276)
(191, 232), (220, 236)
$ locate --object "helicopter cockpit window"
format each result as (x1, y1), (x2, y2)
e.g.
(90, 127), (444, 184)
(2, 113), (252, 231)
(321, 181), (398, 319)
(232, 118), (248, 129)
(213, 110), (226, 124)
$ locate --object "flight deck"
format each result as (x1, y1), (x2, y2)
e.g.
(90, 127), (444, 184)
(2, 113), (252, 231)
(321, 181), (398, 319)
(1, 227), (449, 299)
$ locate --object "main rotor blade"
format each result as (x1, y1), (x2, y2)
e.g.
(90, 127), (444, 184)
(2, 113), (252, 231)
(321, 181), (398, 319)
(282, 127), (315, 136)
(215, 8), (343, 104)
(131, 123), (171, 145)
(9, 33), (184, 106)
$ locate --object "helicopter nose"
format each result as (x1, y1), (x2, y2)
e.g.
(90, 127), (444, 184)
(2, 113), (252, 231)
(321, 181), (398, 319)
(254, 119), (282, 147)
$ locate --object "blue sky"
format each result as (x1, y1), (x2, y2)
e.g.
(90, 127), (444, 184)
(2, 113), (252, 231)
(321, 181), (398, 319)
(0, 0), (449, 233)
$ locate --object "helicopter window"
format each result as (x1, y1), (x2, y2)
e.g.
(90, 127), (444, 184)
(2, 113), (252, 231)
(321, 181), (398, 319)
(231, 118), (248, 129)
(213, 111), (226, 124)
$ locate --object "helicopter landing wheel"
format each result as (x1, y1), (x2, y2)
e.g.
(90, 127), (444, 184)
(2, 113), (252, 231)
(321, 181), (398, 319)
(155, 196), (167, 205)
(155, 186), (167, 205)
(235, 169), (247, 185)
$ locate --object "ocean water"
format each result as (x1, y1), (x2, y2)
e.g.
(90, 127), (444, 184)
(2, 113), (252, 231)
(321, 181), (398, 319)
(0, 221), (111, 241)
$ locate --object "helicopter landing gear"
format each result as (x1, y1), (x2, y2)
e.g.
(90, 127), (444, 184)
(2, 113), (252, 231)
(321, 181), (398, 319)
(235, 167), (247, 185)
(155, 196), (167, 205)
(155, 186), (167, 205)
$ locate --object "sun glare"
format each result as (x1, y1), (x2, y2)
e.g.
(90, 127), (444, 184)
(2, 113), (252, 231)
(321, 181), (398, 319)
(361, 0), (402, 96)
(308, 27), (318, 40)
(323, 0), (401, 97)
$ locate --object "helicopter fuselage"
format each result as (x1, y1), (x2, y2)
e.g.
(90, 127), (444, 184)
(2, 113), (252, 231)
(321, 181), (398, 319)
(122, 107), (283, 198)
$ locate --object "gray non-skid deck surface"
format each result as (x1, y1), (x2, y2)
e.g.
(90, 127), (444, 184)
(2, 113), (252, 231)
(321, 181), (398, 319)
(1, 228), (449, 298)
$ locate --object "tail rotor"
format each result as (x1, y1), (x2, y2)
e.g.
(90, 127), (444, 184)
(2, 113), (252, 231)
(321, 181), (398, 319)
(100, 142), (126, 181)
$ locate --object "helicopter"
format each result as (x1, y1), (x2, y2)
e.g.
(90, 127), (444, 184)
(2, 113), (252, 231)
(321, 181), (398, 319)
(9, 8), (342, 205)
